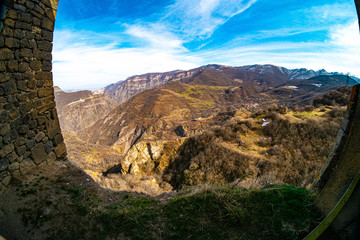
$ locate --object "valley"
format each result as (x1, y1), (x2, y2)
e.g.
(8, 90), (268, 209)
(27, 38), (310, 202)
(55, 64), (355, 195)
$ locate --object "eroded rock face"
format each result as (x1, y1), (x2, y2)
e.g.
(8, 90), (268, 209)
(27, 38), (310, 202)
(68, 138), (183, 195)
(54, 87), (117, 132)
(100, 64), (342, 106)
(101, 68), (202, 105)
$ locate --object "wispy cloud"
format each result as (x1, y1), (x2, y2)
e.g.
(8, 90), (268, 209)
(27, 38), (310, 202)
(302, 3), (357, 23)
(53, 1), (360, 91)
(163, 0), (258, 39)
(194, 21), (360, 75)
(52, 30), (201, 90)
(124, 23), (186, 50)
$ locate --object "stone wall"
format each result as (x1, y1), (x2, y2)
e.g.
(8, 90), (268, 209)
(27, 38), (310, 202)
(0, 0), (66, 190)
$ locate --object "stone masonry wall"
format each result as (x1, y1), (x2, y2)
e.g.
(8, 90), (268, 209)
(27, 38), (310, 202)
(0, 0), (66, 191)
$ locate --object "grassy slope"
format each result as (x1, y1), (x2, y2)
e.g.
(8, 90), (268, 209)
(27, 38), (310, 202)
(8, 164), (321, 240)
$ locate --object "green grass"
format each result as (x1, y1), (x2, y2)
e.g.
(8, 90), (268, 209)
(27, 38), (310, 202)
(56, 185), (320, 239)
(20, 182), (321, 240)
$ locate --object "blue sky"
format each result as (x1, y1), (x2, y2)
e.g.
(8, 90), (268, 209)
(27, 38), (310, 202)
(53, 0), (360, 90)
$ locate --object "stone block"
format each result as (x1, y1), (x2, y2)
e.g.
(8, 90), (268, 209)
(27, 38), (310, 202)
(15, 21), (32, 31)
(42, 17), (54, 31)
(53, 133), (63, 146)
(20, 12), (32, 23)
(0, 144), (14, 158)
(0, 158), (9, 172)
(26, 139), (36, 149)
(46, 120), (60, 139)
(3, 130), (17, 144)
(42, 30), (53, 42)
(37, 116), (47, 125)
(9, 108), (20, 120)
(43, 51), (52, 61)
(37, 41), (52, 51)
(29, 120), (38, 129)
(0, 48), (14, 60)
(33, 49), (43, 60)
(17, 125), (28, 135)
(18, 62), (29, 73)
(0, 111), (10, 123)
(26, 1), (35, 9)
(34, 4), (45, 15)
(0, 61), (6, 72)
(38, 88), (53, 98)
(0, 171), (8, 179)
(1, 26), (13, 37)
(4, 18), (15, 28)
(14, 29), (25, 39)
(16, 81), (27, 91)
(23, 71), (35, 81)
(5, 38), (20, 48)
(20, 102), (31, 114)
(8, 162), (19, 172)
(29, 9), (42, 19)
(35, 71), (51, 80)
(24, 151), (31, 159)
(20, 158), (36, 175)
(45, 79), (53, 87)
(33, 17), (41, 27)
(6, 9), (18, 20)
(19, 48), (32, 58)
(47, 151), (56, 163)
(42, 61), (52, 71)
(31, 143), (47, 165)
(0, 124), (10, 136)
(0, 73), (12, 83)
(7, 60), (19, 72)
(13, 73), (22, 81)
(14, 136), (26, 147)
(36, 80), (45, 88)
(35, 131), (46, 142)
(30, 60), (42, 71)
(20, 39), (30, 48)
(29, 39), (37, 49)
(2, 176), (11, 187)
(54, 142), (66, 158)
(16, 145), (27, 156)
(6, 151), (18, 164)
(27, 80), (36, 89)
(45, 140), (53, 153)
(3, 80), (17, 95)
(14, 4), (26, 12)
(12, 170), (22, 180)
(37, 102), (55, 114)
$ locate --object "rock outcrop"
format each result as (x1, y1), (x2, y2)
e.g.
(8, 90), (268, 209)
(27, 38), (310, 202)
(100, 64), (348, 106)
(54, 87), (117, 132)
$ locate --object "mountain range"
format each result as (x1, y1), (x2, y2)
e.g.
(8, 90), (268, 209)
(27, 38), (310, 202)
(96, 64), (357, 105)
(54, 63), (357, 194)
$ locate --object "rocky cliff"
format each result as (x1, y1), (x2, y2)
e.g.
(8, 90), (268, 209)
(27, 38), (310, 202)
(54, 87), (117, 132)
(100, 64), (342, 105)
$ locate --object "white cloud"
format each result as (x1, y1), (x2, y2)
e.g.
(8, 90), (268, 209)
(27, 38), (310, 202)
(193, 21), (360, 76)
(164, 0), (257, 39)
(124, 23), (186, 50)
(52, 30), (201, 91)
(303, 3), (357, 23)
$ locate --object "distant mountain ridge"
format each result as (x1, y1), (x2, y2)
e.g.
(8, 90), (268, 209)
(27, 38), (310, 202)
(55, 87), (117, 132)
(98, 64), (356, 105)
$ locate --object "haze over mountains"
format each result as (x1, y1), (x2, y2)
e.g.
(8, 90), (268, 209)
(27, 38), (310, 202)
(55, 63), (357, 194)
(96, 64), (357, 105)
